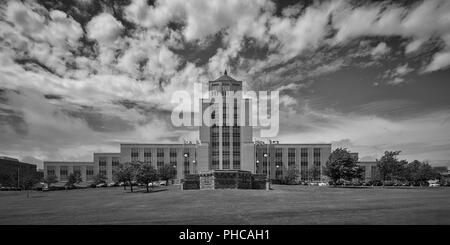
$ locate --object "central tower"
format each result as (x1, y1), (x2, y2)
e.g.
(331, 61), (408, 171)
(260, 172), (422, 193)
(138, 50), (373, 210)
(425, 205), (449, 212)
(197, 71), (255, 173)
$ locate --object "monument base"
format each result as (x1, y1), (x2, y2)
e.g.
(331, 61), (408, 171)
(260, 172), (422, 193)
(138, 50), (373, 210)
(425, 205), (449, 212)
(181, 170), (267, 190)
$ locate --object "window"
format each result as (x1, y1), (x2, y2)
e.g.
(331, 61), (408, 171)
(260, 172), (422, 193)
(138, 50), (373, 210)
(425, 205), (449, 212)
(131, 148), (139, 162)
(86, 167), (94, 176)
(233, 159), (240, 170)
(144, 148), (151, 163)
(99, 157), (107, 177)
(288, 148), (295, 169)
(275, 148), (283, 179)
(157, 148), (164, 168)
(112, 157), (120, 167)
(313, 148), (321, 180)
(223, 150), (230, 169)
(99, 157), (107, 167)
(211, 160), (219, 170)
(100, 169), (107, 177)
(47, 166), (55, 176)
(211, 125), (219, 149)
(222, 126), (230, 147)
(112, 157), (120, 175)
(301, 148), (308, 181)
(60, 166), (68, 181)
(86, 166), (94, 181)
(170, 149), (177, 158)
(232, 126), (240, 147)
(170, 148), (177, 166)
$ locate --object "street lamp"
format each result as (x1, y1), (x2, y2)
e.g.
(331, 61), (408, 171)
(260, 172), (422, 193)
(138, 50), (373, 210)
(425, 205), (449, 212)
(264, 153), (270, 190)
(192, 160), (196, 174)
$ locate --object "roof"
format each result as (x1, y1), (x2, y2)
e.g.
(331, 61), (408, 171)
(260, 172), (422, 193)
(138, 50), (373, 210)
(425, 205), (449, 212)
(212, 70), (238, 82)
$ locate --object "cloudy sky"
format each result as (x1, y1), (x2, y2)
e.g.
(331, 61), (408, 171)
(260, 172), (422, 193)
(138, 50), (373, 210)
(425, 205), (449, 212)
(1, 0), (450, 169)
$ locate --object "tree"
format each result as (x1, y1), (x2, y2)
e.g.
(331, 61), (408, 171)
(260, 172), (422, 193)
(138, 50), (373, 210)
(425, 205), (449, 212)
(113, 167), (128, 190)
(43, 175), (58, 188)
(376, 151), (407, 182)
(65, 172), (82, 188)
(284, 167), (299, 184)
(136, 163), (159, 192)
(114, 162), (139, 192)
(404, 160), (440, 186)
(93, 173), (107, 185)
(404, 160), (421, 184)
(325, 148), (364, 184)
(20, 173), (41, 198)
(158, 164), (177, 185)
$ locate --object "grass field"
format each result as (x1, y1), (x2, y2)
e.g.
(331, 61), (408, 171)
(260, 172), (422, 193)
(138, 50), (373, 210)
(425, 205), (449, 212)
(1, 185), (449, 224)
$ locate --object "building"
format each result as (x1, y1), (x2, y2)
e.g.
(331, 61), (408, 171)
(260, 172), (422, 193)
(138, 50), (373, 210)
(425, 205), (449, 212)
(44, 161), (94, 185)
(44, 72), (332, 185)
(0, 156), (37, 187)
(357, 161), (379, 182)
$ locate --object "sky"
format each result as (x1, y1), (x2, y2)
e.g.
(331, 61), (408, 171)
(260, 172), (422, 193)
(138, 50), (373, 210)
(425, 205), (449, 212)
(1, 0), (450, 169)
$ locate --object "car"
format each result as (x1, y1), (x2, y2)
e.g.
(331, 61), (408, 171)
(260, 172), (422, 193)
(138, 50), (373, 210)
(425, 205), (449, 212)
(318, 182), (328, 186)
(159, 180), (167, 186)
(429, 183), (440, 187)
(96, 183), (107, 188)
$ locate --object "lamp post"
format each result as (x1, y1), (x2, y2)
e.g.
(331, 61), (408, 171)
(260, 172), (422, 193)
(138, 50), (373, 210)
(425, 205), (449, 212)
(192, 160), (196, 174)
(264, 152), (270, 190)
(184, 153), (189, 177)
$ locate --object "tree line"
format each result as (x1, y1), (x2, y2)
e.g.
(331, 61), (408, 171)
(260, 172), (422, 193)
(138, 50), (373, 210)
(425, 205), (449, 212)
(324, 148), (442, 186)
(39, 161), (177, 192)
(113, 162), (177, 192)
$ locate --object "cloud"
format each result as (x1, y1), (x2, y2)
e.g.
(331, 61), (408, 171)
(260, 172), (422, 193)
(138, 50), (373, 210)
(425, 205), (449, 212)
(125, 0), (274, 41)
(371, 42), (390, 57)
(1, 0), (450, 165)
(86, 12), (124, 44)
(382, 63), (414, 86)
(423, 51), (450, 73)
(277, 104), (450, 163)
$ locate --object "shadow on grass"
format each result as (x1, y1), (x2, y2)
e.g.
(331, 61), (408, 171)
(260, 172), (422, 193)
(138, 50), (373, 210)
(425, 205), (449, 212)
(123, 188), (168, 194)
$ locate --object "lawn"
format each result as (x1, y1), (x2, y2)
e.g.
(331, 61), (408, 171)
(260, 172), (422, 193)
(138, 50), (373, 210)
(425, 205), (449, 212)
(0, 185), (449, 224)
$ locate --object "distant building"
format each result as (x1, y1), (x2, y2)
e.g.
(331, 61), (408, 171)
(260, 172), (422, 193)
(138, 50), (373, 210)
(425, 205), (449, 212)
(43, 72), (332, 185)
(357, 161), (379, 182)
(0, 156), (37, 187)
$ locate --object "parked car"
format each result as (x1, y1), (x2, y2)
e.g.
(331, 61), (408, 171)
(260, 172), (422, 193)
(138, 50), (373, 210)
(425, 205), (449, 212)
(318, 182), (328, 186)
(96, 183), (107, 188)
(160, 180), (167, 186)
(429, 183), (440, 187)
(107, 182), (119, 187)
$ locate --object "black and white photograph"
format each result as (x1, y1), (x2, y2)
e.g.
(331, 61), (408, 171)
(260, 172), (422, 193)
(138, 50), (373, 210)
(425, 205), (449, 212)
(1, 0), (450, 238)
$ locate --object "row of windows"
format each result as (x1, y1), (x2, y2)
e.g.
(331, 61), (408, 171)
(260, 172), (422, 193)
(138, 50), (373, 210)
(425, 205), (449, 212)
(131, 148), (194, 160)
(47, 166), (94, 177)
